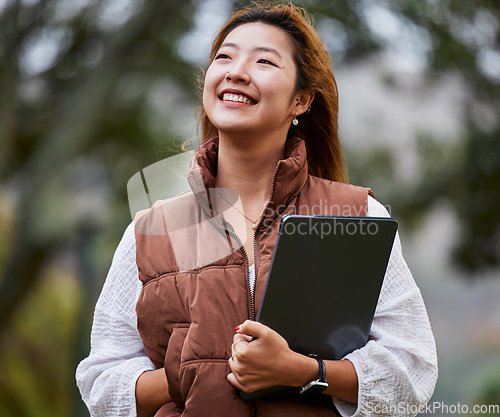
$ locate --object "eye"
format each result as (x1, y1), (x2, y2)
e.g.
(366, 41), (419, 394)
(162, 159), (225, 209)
(257, 58), (277, 66)
(215, 53), (231, 60)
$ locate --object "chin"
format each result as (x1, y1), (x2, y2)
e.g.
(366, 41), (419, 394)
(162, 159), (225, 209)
(213, 121), (256, 136)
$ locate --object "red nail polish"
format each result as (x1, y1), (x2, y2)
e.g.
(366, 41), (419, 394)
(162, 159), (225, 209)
(233, 325), (240, 332)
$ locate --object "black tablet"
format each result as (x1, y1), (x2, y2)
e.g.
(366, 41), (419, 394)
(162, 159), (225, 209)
(241, 215), (397, 400)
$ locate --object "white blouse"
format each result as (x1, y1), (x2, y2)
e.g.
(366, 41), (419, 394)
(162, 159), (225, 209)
(76, 196), (438, 417)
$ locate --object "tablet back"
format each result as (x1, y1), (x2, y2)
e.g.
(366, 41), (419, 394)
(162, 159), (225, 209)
(257, 215), (398, 360)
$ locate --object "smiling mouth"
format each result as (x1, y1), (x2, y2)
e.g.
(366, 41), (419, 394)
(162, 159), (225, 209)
(221, 93), (256, 105)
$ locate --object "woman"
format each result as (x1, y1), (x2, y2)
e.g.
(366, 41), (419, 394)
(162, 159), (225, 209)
(76, 2), (438, 417)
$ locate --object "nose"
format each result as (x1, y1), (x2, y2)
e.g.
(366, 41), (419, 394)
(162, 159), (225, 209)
(225, 62), (250, 84)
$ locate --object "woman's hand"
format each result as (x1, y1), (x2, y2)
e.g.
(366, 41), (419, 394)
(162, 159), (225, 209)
(227, 320), (318, 393)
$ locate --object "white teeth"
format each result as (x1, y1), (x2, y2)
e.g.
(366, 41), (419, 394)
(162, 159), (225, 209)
(222, 93), (255, 105)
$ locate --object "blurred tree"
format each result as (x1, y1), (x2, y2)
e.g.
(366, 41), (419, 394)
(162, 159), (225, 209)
(389, 0), (500, 272)
(295, 0), (500, 273)
(0, 0), (198, 331)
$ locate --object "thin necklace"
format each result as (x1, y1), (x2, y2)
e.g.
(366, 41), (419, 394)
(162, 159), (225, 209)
(215, 187), (261, 230)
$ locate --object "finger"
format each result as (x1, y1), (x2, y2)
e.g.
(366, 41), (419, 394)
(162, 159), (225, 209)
(232, 333), (252, 344)
(228, 371), (257, 394)
(230, 337), (249, 360)
(227, 371), (248, 391)
(231, 340), (244, 357)
(232, 339), (243, 349)
(231, 339), (248, 352)
(227, 372), (242, 389)
(237, 320), (269, 340)
(232, 334), (252, 357)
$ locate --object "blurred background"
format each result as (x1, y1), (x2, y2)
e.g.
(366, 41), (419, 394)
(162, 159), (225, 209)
(0, 0), (499, 415)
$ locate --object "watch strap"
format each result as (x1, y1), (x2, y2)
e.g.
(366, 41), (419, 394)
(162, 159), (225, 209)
(309, 354), (327, 382)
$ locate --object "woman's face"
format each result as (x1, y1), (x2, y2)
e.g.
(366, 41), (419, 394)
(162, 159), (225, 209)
(203, 22), (299, 139)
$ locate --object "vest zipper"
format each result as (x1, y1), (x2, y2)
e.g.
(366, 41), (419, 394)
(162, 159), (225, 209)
(250, 162), (281, 417)
(187, 161), (281, 322)
(249, 161), (281, 321)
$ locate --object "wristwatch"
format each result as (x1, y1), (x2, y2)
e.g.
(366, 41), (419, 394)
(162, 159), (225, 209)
(299, 354), (329, 396)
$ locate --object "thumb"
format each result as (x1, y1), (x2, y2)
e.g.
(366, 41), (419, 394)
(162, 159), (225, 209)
(236, 320), (268, 340)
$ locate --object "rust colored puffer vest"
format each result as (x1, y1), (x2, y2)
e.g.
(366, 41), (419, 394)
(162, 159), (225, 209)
(135, 137), (372, 417)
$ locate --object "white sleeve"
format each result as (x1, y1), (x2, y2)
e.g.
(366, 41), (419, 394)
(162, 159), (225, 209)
(76, 222), (156, 417)
(333, 196), (438, 417)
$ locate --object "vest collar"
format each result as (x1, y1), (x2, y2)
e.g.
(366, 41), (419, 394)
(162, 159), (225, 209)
(187, 137), (309, 220)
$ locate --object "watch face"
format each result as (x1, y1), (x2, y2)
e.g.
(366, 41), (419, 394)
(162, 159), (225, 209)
(299, 380), (329, 396)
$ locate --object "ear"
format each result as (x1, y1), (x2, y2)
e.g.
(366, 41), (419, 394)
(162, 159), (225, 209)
(292, 92), (315, 117)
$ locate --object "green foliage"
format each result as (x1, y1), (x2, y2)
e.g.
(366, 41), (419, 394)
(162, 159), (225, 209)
(0, 0), (199, 328)
(467, 356), (500, 415)
(326, 0), (500, 271)
(0, 270), (81, 417)
(455, 123), (500, 271)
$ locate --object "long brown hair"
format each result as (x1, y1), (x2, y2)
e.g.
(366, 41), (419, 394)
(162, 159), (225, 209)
(199, 1), (347, 183)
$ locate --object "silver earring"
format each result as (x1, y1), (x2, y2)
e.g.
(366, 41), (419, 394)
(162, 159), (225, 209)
(292, 113), (299, 126)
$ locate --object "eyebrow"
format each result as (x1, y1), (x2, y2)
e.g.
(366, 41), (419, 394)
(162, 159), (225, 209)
(220, 42), (283, 59)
